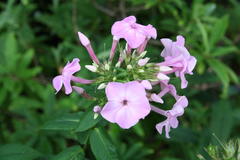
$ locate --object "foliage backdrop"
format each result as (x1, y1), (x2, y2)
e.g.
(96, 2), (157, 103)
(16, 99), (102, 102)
(0, 0), (240, 159)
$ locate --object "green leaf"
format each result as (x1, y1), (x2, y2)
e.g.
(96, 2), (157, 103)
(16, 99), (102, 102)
(210, 15), (229, 47)
(51, 146), (84, 160)
(75, 111), (101, 132)
(4, 32), (19, 71)
(42, 112), (83, 131)
(212, 46), (238, 57)
(0, 144), (41, 160)
(196, 19), (209, 53)
(210, 100), (233, 142)
(207, 59), (230, 97)
(90, 128), (119, 160)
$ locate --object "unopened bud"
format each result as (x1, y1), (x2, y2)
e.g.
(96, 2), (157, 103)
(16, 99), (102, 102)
(139, 51), (147, 58)
(157, 73), (170, 80)
(115, 61), (121, 67)
(159, 66), (172, 72)
(138, 57), (150, 66)
(127, 65), (133, 70)
(104, 64), (110, 70)
(138, 69), (144, 73)
(78, 32), (90, 47)
(97, 83), (106, 90)
(85, 65), (97, 72)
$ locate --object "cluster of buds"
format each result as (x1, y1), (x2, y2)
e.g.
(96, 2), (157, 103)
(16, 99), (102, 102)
(52, 16), (197, 138)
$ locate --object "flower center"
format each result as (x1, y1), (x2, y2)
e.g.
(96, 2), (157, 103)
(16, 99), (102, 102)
(122, 99), (128, 106)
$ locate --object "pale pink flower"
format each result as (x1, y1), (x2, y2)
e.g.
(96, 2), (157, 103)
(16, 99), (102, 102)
(159, 35), (197, 88)
(52, 58), (81, 94)
(111, 16), (157, 48)
(155, 96), (188, 138)
(101, 81), (151, 129)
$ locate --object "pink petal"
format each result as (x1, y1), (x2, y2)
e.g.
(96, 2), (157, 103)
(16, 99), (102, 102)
(129, 99), (151, 119)
(111, 21), (130, 38)
(125, 81), (146, 101)
(140, 80), (152, 90)
(179, 72), (188, 89)
(63, 58), (81, 75)
(145, 24), (157, 39)
(123, 16), (136, 24)
(125, 29), (146, 48)
(101, 101), (123, 123)
(187, 56), (197, 73)
(176, 35), (185, 46)
(63, 76), (72, 95)
(115, 106), (140, 129)
(105, 82), (125, 102)
(52, 75), (63, 93)
(160, 38), (172, 57)
(169, 117), (179, 128)
(78, 32), (90, 46)
(176, 96), (188, 108)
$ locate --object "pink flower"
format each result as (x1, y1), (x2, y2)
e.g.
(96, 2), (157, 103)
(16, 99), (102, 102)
(155, 96), (188, 138)
(159, 35), (197, 88)
(111, 16), (157, 48)
(101, 81), (151, 129)
(52, 58), (81, 94)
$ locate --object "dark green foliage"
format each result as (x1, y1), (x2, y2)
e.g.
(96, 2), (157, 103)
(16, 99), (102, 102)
(0, 0), (240, 160)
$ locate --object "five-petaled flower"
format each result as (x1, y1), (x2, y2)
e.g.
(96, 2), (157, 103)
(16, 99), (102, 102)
(111, 16), (157, 49)
(101, 81), (151, 129)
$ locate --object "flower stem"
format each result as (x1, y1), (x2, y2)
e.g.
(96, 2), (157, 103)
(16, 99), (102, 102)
(71, 76), (94, 84)
(150, 105), (167, 116)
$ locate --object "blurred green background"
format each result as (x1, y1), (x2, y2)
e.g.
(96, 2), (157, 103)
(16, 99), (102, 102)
(0, 0), (240, 160)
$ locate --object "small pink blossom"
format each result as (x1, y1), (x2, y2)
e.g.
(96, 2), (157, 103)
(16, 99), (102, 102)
(156, 96), (188, 138)
(52, 58), (80, 94)
(101, 81), (151, 129)
(111, 16), (157, 48)
(159, 35), (197, 88)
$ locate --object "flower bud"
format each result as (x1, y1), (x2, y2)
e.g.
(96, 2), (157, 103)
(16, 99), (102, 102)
(151, 94), (163, 103)
(97, 83), (106, 89)
(157, 73), (170, 80)
(85, 65), (97, 72)
(78, 32), (90, 46)
(159, 66), (172, 72)
(138, 57), (150, 66)
(115, 61), (121, 67)
(138, 69), (144, 73)
(139, 51), (147, 58)
(105, 64), (110, 70)
(127, 65), (133, 70)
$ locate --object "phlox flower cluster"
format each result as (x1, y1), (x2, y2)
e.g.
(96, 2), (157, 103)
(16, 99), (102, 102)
(52, 16), (197, 138)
